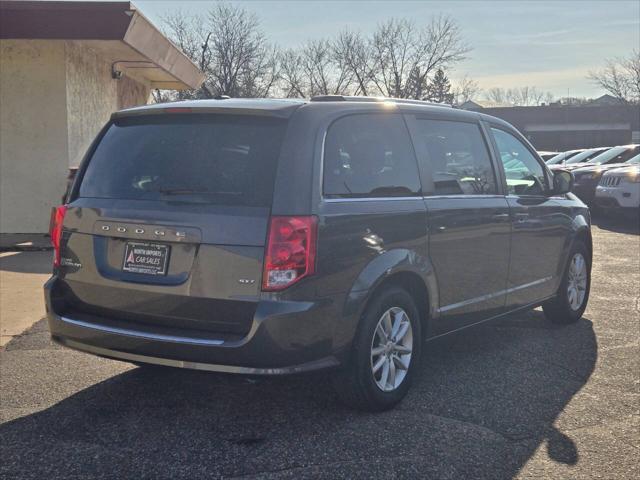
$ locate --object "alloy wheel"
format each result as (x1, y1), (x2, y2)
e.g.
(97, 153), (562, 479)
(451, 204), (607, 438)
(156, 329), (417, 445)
(370, 307), (413, 392)
(567, 252), (587, 311)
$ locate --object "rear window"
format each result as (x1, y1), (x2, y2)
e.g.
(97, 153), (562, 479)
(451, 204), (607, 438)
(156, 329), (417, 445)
(78, 114), (287, 207)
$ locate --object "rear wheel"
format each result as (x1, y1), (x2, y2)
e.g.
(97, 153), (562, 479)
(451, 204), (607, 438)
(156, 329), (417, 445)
(543, 241), (591, 324)
(333, 287), (422, 411)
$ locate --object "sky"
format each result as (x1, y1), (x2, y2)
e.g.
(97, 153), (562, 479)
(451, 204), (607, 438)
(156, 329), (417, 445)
(134, 0), (639, 99)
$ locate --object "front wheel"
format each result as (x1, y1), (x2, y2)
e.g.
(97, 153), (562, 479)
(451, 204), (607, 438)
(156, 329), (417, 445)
(543, 241), (591, 324)
(333, 287), (422, 411)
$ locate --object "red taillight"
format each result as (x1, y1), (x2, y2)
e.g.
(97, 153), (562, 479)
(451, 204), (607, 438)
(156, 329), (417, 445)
(262, 216), (318, 291)
(49, 205), (67, 267)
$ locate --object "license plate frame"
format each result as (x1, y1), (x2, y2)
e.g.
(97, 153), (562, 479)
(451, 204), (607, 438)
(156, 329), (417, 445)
(122, 242), (170, 276)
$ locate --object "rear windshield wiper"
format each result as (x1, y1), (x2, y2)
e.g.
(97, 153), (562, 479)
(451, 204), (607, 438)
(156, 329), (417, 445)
(150, 188), (243, 196)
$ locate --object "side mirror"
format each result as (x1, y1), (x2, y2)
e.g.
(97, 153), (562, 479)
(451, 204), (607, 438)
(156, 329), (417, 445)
(552, 169), (574, 195)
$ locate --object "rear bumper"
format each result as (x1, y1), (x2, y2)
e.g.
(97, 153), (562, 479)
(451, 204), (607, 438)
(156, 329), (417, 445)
(45, 277), (347, 374)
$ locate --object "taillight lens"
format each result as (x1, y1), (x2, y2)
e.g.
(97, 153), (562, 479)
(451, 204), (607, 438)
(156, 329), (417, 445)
(49, 205), (67, 267)
(262, 216), (318, 291)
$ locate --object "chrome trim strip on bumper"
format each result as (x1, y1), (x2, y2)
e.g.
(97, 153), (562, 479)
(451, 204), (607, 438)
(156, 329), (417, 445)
(60, 316), (225, 346)
(53, 337), (339, 375)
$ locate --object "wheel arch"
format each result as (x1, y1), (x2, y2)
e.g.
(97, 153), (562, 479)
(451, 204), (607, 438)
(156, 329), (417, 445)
(573, 226), (593, 264)
(343, 249), (438, 342)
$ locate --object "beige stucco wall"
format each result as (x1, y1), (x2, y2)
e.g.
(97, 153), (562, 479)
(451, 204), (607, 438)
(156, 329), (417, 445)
(65, 41), (150, 167)
(0, 40), (69, 233)
(118, 74), (151, 110)
(65, 41), (118, 168)
(0, 40), (151, 233)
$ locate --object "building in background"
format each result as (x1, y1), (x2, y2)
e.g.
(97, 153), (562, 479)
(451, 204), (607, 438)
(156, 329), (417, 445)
(0, 1), (203, 233)
(463, 96), (640, 152)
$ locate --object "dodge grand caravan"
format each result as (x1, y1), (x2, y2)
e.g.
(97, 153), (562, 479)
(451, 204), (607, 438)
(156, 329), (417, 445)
(46, 96), (591, 411)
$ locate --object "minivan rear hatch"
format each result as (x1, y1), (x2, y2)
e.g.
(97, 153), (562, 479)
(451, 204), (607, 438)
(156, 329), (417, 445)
(55, 112), (289, 337)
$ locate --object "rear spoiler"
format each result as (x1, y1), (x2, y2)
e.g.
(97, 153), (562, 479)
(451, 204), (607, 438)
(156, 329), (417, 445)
(112, 100), (303, 121)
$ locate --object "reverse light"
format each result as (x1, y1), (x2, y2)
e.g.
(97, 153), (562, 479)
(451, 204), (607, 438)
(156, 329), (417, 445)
(49, 205), (67, 267)
(262, 216), (318, 291)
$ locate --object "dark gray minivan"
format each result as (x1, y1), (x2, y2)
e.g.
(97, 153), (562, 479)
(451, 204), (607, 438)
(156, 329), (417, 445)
(46, 96), (591, 411)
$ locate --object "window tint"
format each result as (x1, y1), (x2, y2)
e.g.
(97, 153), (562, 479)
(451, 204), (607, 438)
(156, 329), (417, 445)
(492, 128), (547, 196)
(412, 119), (497, 195)
(79, 114), (287, 207)
(323, 114), (421, 197)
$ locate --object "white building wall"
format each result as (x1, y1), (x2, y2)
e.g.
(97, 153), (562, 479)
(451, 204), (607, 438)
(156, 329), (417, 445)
(0, 40), (69, 233)
(0, 39), (151, 233)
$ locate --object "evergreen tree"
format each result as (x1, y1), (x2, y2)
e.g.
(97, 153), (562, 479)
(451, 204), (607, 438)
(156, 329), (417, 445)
(426, 68), (454, 104)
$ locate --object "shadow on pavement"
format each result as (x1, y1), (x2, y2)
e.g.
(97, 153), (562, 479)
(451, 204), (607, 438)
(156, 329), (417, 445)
(0, 311), (597, 479)
(591, 210), (639, 235)
(0, 251), (53, 275)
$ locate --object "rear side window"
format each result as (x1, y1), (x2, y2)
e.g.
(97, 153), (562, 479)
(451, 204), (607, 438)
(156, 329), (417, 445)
(323, 114), (421, 198)
(79, 114), (287, 207)
(411, 119), (497, 195)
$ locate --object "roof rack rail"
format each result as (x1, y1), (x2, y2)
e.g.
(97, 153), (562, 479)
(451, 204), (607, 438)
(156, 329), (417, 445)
(310, 95), (452, 107)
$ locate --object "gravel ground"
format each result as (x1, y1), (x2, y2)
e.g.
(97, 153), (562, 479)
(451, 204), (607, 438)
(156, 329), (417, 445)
(1, 216), (638, 479)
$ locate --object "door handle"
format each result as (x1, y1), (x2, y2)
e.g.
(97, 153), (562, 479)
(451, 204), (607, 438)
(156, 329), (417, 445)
(492, 213), (509, 221)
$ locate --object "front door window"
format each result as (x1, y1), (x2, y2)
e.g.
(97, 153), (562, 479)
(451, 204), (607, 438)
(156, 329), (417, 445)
(492, 128), (547, 195)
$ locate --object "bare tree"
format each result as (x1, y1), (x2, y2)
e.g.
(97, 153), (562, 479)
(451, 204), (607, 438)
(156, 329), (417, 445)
(162, 3), (279, 100)
(484, 87), (508, 105)
(207, 3), (279, 97)
(484, 85), (553, 106)
(161, 11), (212, 99)
(588, 50), (640, 104)
(160, 6), (472, 101)
(333, 30), (374, 96)
(508, 86), (548, 106)
(279, 49), (307, 98)
(279, 40), (354, 98)
(452, 74), (480, 105)
(369, 15), (470, 99)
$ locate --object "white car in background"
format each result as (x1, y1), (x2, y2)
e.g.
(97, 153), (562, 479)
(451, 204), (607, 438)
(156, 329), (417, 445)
(595, 154), (640, 213)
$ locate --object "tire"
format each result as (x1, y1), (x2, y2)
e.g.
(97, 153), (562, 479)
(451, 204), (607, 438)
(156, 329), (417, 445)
(543, 240), (591, 324)
(333, 286), (422, 412)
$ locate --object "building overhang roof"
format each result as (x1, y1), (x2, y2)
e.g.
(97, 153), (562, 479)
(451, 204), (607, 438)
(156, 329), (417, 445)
(0, 1), (204, 90)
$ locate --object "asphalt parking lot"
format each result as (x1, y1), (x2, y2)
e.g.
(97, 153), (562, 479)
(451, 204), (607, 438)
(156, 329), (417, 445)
(1, 215), (638, 479)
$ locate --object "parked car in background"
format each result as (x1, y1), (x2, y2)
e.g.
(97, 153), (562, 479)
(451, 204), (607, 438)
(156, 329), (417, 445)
(45, 96), (591, 411)
(538, 151), (559, 161)
(547, 147), (611, 169)
(545, 149), (585, 165)
(557, 144), (639, 172)
(572, 153), (640, 204)
(595, 155), (640, 214)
